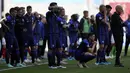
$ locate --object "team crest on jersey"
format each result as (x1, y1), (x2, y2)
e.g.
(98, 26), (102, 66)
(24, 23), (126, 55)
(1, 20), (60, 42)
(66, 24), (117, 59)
(52, 45), (55, 47)
(87, 45), (89, 47)
(101, 41), (104, 44)
(22, 19), (24, 22)
(25, 43), (28, 46)
(99, 17), (102, 20)
(11, 45), (13, 48)
(61, 22), (64, 24)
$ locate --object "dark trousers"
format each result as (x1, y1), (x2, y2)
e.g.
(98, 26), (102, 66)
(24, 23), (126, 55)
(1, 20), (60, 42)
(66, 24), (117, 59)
(124, 36), (130, 56)
(17, 37), (25, 63)
(113, 33), (123, 64)
(19, 46), (25, 63)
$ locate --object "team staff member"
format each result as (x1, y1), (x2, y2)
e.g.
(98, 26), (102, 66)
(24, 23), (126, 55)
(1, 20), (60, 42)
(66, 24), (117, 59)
(15, 8), (26, 66)
(111, 5), (125, 67)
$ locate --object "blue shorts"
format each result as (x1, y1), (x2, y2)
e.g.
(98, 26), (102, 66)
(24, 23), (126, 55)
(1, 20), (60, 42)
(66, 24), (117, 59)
(5, 36), (19, 52)
(69, 32), (78, 45)
(23, 36), (35, 47)
(48, 34), (62, 49)
(98, 34), (109, 45)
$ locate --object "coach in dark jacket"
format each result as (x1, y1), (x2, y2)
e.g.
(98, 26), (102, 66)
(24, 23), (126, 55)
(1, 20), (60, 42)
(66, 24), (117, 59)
(111, 5), (125, 67)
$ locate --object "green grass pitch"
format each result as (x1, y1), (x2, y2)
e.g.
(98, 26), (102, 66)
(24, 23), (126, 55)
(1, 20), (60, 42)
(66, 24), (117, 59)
(0, 52), (130, 73)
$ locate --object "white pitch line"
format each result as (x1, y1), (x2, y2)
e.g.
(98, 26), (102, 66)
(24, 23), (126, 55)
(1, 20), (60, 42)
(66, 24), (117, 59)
(0, 63), (45, 72)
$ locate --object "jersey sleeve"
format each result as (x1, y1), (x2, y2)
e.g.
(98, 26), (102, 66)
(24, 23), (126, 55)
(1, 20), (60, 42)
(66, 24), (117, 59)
(6, 16), (11, 22)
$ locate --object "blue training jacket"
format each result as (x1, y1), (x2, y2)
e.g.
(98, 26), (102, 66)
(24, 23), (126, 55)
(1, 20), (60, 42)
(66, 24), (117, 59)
(5, 15), (16, 37)
(33, 19), (44, 40)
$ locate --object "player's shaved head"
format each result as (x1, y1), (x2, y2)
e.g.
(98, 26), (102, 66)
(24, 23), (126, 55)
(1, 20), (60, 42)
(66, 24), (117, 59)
(115, 5), (123, 14)
(116, 5), (123, 11)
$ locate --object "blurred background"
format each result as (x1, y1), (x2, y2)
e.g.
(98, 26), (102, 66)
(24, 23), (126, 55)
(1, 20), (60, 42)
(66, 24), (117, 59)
(0, 0), (130, 51)
(0, 0), (130, 20)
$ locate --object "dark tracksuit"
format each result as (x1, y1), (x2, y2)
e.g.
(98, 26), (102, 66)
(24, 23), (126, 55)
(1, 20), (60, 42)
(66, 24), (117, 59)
(111, 12), (125, 65)
(5, 15), (20, 65)
(46, 11), (62, 66)
(96, 12), (109, 63)
(23, 14), (36, 63)
(15, 16), (25, 63)
(124, 20), (130, 56)
(68, 19), (79, 57)
(75, 39), (95, 63)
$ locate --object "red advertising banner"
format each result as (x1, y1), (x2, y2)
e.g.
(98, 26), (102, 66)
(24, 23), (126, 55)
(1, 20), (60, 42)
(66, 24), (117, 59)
(110, 2), (130, 21)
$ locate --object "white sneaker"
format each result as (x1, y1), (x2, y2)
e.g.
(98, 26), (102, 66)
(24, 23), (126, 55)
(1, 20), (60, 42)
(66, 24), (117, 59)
(26, 59), (32, 63)
(24, 59), (31, 63)
(7, 64), (14, 68)
(57, 65), (66, 68)
(77, 63), (84, 68)
(49, 66), (57, 69)
(61, 61), (68, 64)
(41, 56), (46, 59)
(95, 62), (99, 65)
(82, 63), (89, 68)
(105, 56), (110, 59)
(22, 62), (26, 66)
(36, 58), (41, 62)
(16, 63), (26, 67)
(62, 59), (67, 61)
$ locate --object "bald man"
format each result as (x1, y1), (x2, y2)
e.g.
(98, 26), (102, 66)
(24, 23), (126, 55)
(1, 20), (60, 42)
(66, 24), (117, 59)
(111, 5), (125, 67)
